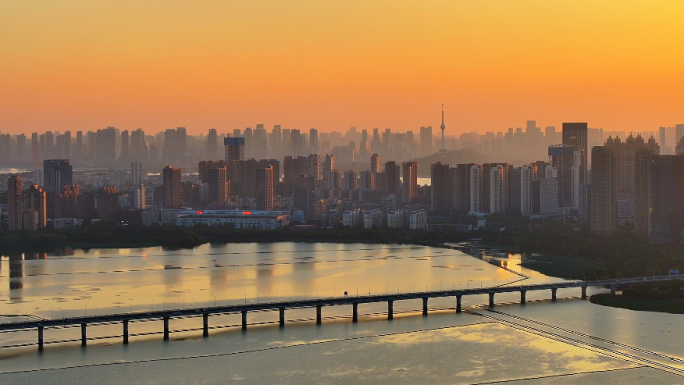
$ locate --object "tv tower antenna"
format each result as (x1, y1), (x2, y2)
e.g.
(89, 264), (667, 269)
(440, 103), (446, 151)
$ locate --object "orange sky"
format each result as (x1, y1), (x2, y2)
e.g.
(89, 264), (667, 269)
(1, 1), (683, 135)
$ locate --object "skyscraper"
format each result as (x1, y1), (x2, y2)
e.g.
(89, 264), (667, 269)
(43, 159), (73, 194)
(402, 161), (417, 203)
(207, 128), (218, 159)
(650, 155), (684, 242)
(431, 162), (453, 213)
(7, 176), (22, 231)
(224, 137), (245, 162)
(162, 166), (182, 208)
(256, 166), (274, 210)
(272, 125), (282, 160)
(562, 122), (588, 181)
(590, 146), (614, 235)
(96, 126), (117, 165)
(310, 128), (319, 155)
(384, 161), (400, 197)
(207, 166), (228, 205)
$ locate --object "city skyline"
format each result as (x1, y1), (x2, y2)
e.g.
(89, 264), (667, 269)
(2, 1), (684, 134)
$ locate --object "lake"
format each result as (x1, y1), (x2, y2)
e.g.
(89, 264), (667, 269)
(0, 243), (682, 383)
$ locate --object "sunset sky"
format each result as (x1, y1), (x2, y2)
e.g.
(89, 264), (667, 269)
(2, 1), (683, 135)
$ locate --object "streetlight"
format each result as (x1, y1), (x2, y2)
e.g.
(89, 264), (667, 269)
(425, 284), (428, 292)
(305, 289), (307, 300)
(182, 297), (186, 309)
(385, 284), (388, 294)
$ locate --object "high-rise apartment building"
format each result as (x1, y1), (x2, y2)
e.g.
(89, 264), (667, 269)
(420, 126), (433, 156)
(7, 176), (22, 231)
(207, 128), (218, 159)
(224, 137), (245, 162)
(402, 161), (417, 203)
(650, 155), (684, 242)
(454, 163), (482, 213)
(562, 122), (588, 180)
(131, 161), (143, 186)
(96, 126), (117, 164)
(207, 166), (228, 205)
(256, 166), (274, 210)
(310, 128), (319, 155)
(370, 153), (381, 173)
(590, 146), (614, 235)
(431, 162), (453, 213)
(43, 159), (73, 194)
(383, 161), (400, 197)
(23, 184), (47, 228)
(162, 166), (182, 208)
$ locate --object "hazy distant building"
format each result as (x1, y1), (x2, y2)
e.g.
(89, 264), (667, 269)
(562, 122), (587, 181)
(131, 161), (143, 186)
(420, 126), (433, 156)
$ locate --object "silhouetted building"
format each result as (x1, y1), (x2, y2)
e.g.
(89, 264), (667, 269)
(23, 184), (46, 228)
(207, 166), (228, 205)
(431, 162), (453, 213)
(256, 166), (274, 210)
(7, 176), (22, 231)
(650, 155), (684, 242)
(224, 137), (245, 162)
(163, 166), (182, 208)
(402, 161), (417, 203)
(98, 187), (120, 220)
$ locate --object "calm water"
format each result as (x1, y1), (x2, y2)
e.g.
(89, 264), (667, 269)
(0, 243), (682, 383)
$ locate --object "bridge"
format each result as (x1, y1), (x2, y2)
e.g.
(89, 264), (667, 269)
(2, 275), (681, 351)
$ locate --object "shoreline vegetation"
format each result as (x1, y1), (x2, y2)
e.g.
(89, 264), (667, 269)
(1, 215), (683, 280)
(589, 280), (684, 314)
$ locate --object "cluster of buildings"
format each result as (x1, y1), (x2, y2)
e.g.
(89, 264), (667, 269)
(2, 117), (684, 243)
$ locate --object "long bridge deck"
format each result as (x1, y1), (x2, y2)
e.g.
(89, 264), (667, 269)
(2, 275), (681, 350)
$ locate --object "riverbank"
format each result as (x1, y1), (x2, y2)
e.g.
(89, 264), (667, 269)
(590, 293), (684, 314)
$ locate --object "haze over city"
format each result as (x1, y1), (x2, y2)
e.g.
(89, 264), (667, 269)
(2, 2), (684, 385)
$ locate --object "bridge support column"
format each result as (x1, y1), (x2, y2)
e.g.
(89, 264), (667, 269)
(422, 297), (429, 316)
(241, 310), (248, 331)
(488, 292), (495, 307)
(123, 319), (129, 344)
(316, 305), (322, 324)
(456, 295), (462, 313)
(279, 308), (285, 327)
(520, 290), (526, 304)
(611, 285), (616, 295)
(203, 313), (209, 337)
(38, 325), (44, 351)
(551, 288), (557, 302)
(387, 300), (394, 320)
(581, 286), (587, 300)
(81, 323), (87, 346)
(352, 303), (358, 323)
(163, 316), (170, 340)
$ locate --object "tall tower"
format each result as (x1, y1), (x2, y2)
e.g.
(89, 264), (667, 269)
(440, 104), (446, 151)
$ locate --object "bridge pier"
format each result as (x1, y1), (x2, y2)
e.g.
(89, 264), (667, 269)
(242, 310), (248, 330)
(81, 323), (87, 346)
(551, 288), (557, 302)
(422, 297), (428, 316)
(352, 303), (358, 323)
(279, 307), (285, 327)
(163, 316), (170, 340)
(581, 286), (587, 299)
(203, 313), (209, 337)
(387, 300), (394, 320)
(38, 325), (44, 351)
(488, 292), (495, 307)
(520, 290), (526, 304)
(456, 295), (462, 313)
(316, 305), (322, 324)
(123, 319), (129, 344)
(611, 285), (616, 295)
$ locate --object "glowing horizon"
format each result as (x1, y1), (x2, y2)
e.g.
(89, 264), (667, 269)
(1, 1), (683, 135)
